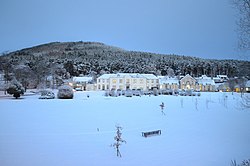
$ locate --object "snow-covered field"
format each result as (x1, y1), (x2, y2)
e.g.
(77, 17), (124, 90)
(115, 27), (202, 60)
(0, 91), (249, 166)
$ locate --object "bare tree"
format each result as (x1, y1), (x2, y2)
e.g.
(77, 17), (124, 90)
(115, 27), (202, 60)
(180, 98), (184, 108)
(14, 65), (35, 91)
(237, 77), (247, 97)
(159, 102), (166, 115)
(167, 67), (175, 78)
(231, 158), (250, 166)
(0, 58), (13, 94)
(195, 98), (198, 111)
(232, 0), (250, 53)
(112, 125), (126, 157)
(228, 78), (237, 94)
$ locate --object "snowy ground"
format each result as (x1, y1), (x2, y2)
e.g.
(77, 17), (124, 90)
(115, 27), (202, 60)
(0, 91), (250, 166)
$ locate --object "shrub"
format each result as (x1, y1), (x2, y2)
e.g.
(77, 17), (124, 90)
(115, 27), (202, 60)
(57, 85), (74, 99)
(104, 90), (109, 97)
(153, 88), (158, 96)
(6, 79), (25, 99)
(39, 90), (55, 99)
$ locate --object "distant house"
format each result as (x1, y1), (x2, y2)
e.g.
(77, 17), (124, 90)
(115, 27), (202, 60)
(196, 75), (216, 92)
(217, 83), (230, 92)
(97, 73), (159, 91)
(70, 76), (93, 91)
(158, 76), (179, 90)
(180, 74), (197, 90)
(246, 80), (250, 93)
(213, 75), (229, 83)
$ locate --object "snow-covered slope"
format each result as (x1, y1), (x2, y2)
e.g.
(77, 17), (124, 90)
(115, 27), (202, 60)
(0, 91), (249, 166)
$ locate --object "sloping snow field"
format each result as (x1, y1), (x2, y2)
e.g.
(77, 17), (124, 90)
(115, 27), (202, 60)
(0, 91), (249, 166)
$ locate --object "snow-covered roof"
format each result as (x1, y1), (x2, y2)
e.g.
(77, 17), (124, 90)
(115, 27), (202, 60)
(46, 75), (53, 81)
(158, 76), (179, 84)
(180, 74), (196, 81)
(98, 74), (116, 79)
(217, 75), (228, 79)
(200, 75), (212, 80)
(246, 80), (250, 87)
(197, 78), (215, 85)
(73, 76), (93, 83)
(140, 74), (158, 79)
(98, 73), (157, 79)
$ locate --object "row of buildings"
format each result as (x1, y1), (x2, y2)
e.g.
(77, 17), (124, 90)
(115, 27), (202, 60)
(1, 71), (249, 92)
(69, 73), (234, 92)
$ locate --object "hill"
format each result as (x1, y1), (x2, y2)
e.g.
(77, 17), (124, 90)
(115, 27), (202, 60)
(0, 41), (249, 86)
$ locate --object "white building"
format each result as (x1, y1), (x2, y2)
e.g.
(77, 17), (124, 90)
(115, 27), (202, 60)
(97, 73), (159, 91)
(70, 76), (94, 91)
(196, 75), (216, 91)
(245, 80), (250, 93)
(158, 76), (179, 90)
(180, 74), (197, 90)
(213, 75), (229, 83)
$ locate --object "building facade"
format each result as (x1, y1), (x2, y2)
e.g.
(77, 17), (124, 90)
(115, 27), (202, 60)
(97, 73), (159, 91)
(180, 74), (198, 90)
(70, 76), (94, 90)
(196, 75), (216, 91)
(158, 76), (179, 90)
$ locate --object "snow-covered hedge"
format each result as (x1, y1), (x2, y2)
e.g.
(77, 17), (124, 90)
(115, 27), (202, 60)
(57, 85), (74, 99)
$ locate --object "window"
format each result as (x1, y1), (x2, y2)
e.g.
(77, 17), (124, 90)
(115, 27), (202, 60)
(140, 79), (144, 84)
(119, 79), (123, 84)
(112, 79), (117, 84)
(126, 79), (130, 83)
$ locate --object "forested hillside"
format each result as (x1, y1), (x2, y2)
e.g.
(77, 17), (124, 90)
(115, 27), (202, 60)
(0, 41), (249, 88)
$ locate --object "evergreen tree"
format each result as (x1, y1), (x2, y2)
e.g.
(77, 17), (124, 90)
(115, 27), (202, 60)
(6, 79), (25, 99)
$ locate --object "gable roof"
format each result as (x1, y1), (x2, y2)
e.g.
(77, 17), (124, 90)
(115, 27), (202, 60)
(158, 76), (179, 84)
(180, 74), (196, 82)
(197, 78), (215, 85)
(73, 76), (93, 82)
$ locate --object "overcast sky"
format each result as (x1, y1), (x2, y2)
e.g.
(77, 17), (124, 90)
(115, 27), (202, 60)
(0, 0), (248, 60)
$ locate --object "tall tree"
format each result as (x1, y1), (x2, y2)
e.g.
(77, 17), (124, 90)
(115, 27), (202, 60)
(228, 78), (237, 94)
(236, 77), (247, 97)
(14, 65), (35, 91)
(232, 0), (250, 52)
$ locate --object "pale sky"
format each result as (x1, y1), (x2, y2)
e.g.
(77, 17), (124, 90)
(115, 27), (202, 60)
(0, 0), (248, 60)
